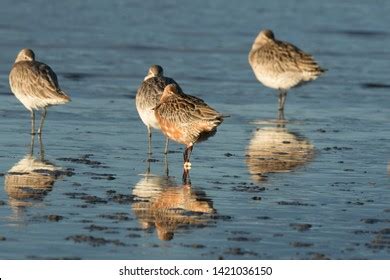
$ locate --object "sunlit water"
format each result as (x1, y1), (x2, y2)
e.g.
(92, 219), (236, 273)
(0, 0), (389, 259)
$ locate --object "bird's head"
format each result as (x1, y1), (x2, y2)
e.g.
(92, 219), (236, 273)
(161, 84), (180, 100)
(15, 48), (35, 63)
(252, 29), (275, 49)
(144, 65), (164, 81)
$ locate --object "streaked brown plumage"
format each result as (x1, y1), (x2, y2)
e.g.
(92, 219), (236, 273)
(154, 84), (223, 168)
(248, 29), (325, 117)
(9, 48), (71, 135)
(135, 65), (182, 154)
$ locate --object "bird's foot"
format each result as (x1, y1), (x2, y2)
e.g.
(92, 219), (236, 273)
(184, 162), (192, 169)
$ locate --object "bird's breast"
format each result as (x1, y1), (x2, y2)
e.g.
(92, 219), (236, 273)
(156, 115), (186, 144)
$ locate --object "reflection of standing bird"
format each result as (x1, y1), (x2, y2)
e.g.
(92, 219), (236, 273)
(136, 65), (182, 154)
(154, 84), (224, 168)
(246, 127), (314, 182)
(248, 30), (325, 117)
(132, 173), (215, 241)
(9, 48), (71, 135)
(4, 154), (61, 214)
(4, 136), (65, 222)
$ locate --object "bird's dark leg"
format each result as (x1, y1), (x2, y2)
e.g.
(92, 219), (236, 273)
(37, 108), (47, 135)
(183, 147), (187, 163)
(164, 137), (169, 154)
(282, 91), (287, 111)
(278, 90), (288, 112)
(183, 146), (192, 163)
(183, 145), (193, 169)
(278, 91), (282, 111)
(147, 126), (152, 155)
(30, 110), (36, 135)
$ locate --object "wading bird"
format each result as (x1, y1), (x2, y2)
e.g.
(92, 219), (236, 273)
(154, 84), (224, 169)
(136, 65), (182, 154)
(248, 29), (325, 119)
(9, 48), (71, 135)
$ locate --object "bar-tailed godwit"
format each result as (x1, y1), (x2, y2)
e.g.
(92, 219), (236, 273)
(248, 29), (325, 119)
(136, 65), (182, 154)
(154, 84), (224, 169)
(9, 48), (71, 135)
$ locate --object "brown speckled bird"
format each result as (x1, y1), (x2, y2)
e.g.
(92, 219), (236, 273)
(9, 48), (71, 135)
(249, 29), (325, 118)
(136, 65), (182, 154)
(154, 84), (223, 169)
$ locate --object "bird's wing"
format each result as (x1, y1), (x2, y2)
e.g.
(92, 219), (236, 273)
(275, 41), (324, 74)
(156, 95), (222, 126)
(38, 62), (60, 89)
(137, 76), (183, 107)
(182, 93), (206, 105)
(10, 61), (67, 100)
(251, 40), (323, 74)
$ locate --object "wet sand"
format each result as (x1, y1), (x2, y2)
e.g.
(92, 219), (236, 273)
(0, 0), (389, 259)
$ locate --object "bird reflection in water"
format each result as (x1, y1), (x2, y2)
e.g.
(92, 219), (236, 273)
(132, 159), (215, 241)
(4, 135), (63, 219)
(246, 124), (314, 182)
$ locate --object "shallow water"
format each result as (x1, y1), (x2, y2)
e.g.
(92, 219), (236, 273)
(0, 0), (389, 259)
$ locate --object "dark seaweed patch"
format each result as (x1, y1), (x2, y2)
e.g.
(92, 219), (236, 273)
(127, 233), (142, 238)
(83, 172), (116, 180)
(99, 212), (131, 221)
(85, 224), (110, 232)
(232, 185), (266, 193)
(180, 243), (206, 249)
(278, 201), (315, 207)
(256, 216), (271, 220)
(227, 236), (262, 242)
(57, 154), (107, 168)
(290, 242), (313, 248)
(223, 247), (258, 256)
(107, 192), (135, 204)
(66, 235), (126, 247)
(361, 83), (390, 89)
(361, 218), (390, 224)
(290, 223), (312, 232)
(46, 215), (64, 222)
